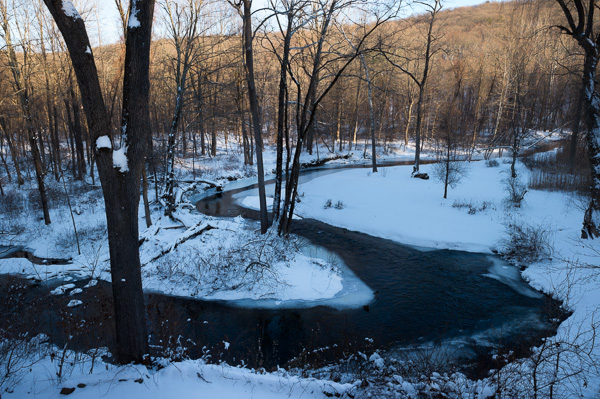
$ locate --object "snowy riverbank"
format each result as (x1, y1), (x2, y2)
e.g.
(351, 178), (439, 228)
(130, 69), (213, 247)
(1, 142), (599, 398)
(239, 155), (600, 397)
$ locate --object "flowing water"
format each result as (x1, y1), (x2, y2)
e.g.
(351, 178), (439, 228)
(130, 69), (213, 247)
(0, 161), (563, 377)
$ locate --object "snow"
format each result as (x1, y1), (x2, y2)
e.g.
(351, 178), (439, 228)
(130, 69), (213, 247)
(241, 195), (273, 210)
(2, 141), (600, 397)
(113, 147), (129, 172)
(128, 1), (141, 28)
(5, 356), (353, 399)
(138, 210), (368, 308)
(291, 162), (507, 253)
(51, 283), (76, 295)
(95, 135), (111, 149)
(232, 155), (600, 397)
(66, 299), (82, 307)
(85, 46), (92, 54)
(61, 0), (81, 20)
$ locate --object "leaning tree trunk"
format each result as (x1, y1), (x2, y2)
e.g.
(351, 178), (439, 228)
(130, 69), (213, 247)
(44, 0), (155, 363)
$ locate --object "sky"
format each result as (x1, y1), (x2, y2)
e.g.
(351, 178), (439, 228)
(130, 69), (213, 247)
(89, 0), (501, 45)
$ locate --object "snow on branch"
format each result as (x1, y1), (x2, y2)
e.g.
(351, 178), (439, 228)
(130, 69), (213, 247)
(112, 147), (129, 172)
(128, 0), (141, 29)
(61, 0), (82, 20)
(96, 135), (111, 150)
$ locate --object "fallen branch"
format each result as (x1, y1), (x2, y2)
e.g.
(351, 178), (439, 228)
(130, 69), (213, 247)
(141, 223), (215, 266)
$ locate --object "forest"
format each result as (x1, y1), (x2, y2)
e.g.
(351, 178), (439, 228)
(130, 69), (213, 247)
(0, 0), (599, 398)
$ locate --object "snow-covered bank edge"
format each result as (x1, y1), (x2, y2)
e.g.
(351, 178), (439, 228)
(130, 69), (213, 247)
(236, 156), (600, 398)
(3, 342), (356, 399)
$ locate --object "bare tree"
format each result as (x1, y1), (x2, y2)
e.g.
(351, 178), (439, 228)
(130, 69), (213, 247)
(382, 0), (442, 176)
(277, 0), (397, 234)
(161, 0), (207, 217)
(42, 0), (155, 363)
(0, 0), (51, 224)
(229, 0), (269, 233)
(554, 0), (600, 239)
(262, 0), (311, 221)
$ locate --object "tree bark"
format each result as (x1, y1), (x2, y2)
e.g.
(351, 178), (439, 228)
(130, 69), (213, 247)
(273, 12), (293, 222)
(241, 0), (268, 233)
(359, 54), (377, 172)
(43, 0), (155, 363)
(0, 118), (23, 185)
(581, 51), (600, 239)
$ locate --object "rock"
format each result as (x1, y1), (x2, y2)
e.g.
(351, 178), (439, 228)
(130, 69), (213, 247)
(60, 387), (76, 395)
(412, 172), (429, 180)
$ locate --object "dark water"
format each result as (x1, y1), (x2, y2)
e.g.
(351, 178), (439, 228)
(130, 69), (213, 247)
(187, 163), (563, 373)
(139, 220), (560, 375)
(0, 161), (563, 377)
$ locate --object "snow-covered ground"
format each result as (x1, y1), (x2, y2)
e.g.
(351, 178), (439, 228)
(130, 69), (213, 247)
(239, 154), (600, 398)
(5, 349), (354, 399)
(0, 192), (356, 309)
(2, 138), (599, 398)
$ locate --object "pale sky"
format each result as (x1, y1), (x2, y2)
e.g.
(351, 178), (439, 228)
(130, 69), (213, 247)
(88, 0), (500, 45)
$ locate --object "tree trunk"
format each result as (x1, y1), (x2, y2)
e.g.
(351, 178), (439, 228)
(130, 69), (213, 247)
(360, 54), (377, 173)
(0, 118), (23, 185)
(273, 14), (292, 222)
(413, 85), (425, 174)
(0, 137), (11, 182)
(241, 0), (268, 233)
(43, 0), (155, 363)
(581, 51), (600, 239)
(350, 80), (361, 151)
(569, 84), (585, 170)
(404, 98), (414, 147)
(142, 165), (152, 228)
(70, 90), (87, 180)
(29, 130), (51, 225)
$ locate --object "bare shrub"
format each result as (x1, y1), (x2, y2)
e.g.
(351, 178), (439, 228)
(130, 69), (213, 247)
(334, 200), (345, 210)
(488, 307), (599, 399)
(154, 228), (304, 295)
(432, 159), (469, 197)
(0, 334), (47, 395)
(500, 219), (553, 264)
(0, 188), (27, 219)
(486, 159), (500, 167)
(503, 175), (528, 207)
(528, 170), (590, 194)
(523, 149), (590, 194)
(452, 199), (495, 214)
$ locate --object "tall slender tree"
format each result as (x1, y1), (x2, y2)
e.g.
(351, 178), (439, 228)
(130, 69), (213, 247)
(382, 0), (442, 175)
(0, 0), (51, 224)
(229, 0), (269, 233)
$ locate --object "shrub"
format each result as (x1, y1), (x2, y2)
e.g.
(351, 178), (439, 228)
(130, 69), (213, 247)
(323, 199), (333, 209)
(485, 159), (500, 167)
(334, 200), (345, 210)
(503, 176), (527, 207)
(452, 199), (495, 214)
(0, 188), (27, 218)
(500, 219), (553, 264)
(528, 170), (590, 194)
